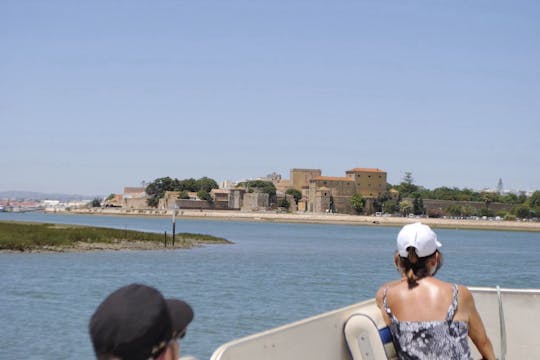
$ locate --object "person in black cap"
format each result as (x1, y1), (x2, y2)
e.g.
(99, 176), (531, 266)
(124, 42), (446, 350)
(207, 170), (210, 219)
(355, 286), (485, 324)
(89, 283), (193, 360)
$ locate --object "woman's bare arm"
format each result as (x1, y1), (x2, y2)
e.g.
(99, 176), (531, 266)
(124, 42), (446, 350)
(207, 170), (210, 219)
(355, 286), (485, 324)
(461, 286), (496, 360)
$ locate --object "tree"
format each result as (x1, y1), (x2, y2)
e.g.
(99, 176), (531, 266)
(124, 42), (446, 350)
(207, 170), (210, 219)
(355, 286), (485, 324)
(236, 180), (276, 196)
(178, 178), (198, 192)
(496, 178), (504, 194)
(350, 193), (365, 214)
(399, 200), (413, 216)
(383, 200), (399, 214)
(285, 188), (302, 205)
(397, 172), (419, 198)
(145, 176), (220, 207)
(179, 190), (190, 199)
(462, 205), (477, 217)
(146, 177), (176, 207)
(513, 204), (531, 219)
(501, 193), (519, 204)
(196, 177), (219, 193)
(412, 193), (424, 215)
(445, 205), (462, 217)
(197, 190), (213, 205)
(278, 198), (290, 209)
(481, 192), (499, 213)
(91, 198), (102, 207)
(374, 191), (392, 213)
(403, 172), (414, 185)
(527, 191), (540, 208)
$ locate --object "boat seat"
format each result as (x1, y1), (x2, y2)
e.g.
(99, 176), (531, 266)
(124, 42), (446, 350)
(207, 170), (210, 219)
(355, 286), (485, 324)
(344, 313), (397, 360)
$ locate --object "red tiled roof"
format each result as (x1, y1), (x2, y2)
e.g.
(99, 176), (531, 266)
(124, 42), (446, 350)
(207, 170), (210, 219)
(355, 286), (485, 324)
(346, 168), (385, 173)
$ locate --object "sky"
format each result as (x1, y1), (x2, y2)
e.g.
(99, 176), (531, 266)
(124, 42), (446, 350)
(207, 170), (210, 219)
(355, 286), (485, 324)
(1, 1), (539, 196)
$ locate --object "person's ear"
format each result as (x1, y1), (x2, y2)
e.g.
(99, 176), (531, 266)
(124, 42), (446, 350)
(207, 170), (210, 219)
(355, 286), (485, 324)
(394, 252), (403, 272)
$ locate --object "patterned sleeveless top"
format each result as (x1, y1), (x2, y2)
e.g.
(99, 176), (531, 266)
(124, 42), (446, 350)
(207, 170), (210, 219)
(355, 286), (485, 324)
(383, 284), (472, 360)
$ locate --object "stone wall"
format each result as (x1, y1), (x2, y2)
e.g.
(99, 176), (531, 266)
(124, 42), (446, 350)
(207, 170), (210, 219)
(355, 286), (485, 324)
(228, 189), (245, 209)
(241, 192), (269, 211)
(291, 168), (321, 190)
(421, 199), (514, 214)
(123, 197), (148, 209)
(174, 199), (213, 210)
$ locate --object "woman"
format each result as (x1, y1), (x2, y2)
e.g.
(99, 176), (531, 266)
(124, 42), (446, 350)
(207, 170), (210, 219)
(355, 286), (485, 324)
(376, 222), (495, 360)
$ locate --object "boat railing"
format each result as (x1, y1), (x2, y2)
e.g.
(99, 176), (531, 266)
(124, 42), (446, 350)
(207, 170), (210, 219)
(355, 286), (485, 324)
(210, 287), (540, 360)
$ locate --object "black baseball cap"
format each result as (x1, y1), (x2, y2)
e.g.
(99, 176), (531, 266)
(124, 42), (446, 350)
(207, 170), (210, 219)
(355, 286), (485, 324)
(89, 284), (193, 360)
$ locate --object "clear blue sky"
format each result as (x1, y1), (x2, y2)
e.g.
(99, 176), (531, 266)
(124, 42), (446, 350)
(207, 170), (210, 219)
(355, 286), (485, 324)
(2, 1), (539, 196)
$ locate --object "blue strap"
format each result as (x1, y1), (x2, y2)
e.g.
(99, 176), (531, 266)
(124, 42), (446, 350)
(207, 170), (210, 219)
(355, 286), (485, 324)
(379, 326), (393, 344)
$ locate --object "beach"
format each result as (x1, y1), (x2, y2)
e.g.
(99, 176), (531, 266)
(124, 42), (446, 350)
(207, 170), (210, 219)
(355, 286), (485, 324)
(70, 208), (540, 232)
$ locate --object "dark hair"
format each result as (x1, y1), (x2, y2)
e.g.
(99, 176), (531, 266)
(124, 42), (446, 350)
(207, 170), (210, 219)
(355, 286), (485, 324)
(399, 248), (442, 288)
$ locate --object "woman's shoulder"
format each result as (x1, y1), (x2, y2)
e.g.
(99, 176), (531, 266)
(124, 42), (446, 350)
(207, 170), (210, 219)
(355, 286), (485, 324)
(376, 280), (402, 301)
(456, 284), (475, 307)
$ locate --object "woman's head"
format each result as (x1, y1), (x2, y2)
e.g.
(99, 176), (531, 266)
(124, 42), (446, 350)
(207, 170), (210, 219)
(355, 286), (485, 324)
(395, 223), (443, 288)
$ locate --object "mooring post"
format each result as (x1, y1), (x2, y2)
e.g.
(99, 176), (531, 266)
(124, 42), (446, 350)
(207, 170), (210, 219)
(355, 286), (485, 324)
(172, 208), (176, 247)
(164, 231), (167, 248)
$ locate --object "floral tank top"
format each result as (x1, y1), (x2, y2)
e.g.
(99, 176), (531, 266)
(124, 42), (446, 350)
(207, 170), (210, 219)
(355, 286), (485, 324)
(383, 284), (472, 360)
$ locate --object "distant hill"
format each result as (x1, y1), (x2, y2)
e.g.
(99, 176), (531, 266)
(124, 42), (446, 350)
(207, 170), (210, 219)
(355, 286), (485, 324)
(0, 191), (103, 202)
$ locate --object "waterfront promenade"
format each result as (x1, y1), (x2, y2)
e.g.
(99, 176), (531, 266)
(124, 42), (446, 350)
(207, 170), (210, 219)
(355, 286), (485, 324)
(70, 208), (540, 232)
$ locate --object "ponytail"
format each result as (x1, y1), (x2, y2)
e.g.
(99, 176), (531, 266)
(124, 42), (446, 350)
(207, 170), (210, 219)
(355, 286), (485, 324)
(399, 247), (440, 289)
(405, 247), (418, 287)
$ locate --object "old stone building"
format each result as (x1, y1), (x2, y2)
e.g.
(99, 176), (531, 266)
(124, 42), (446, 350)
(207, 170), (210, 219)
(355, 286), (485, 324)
(290, 168), (322, 190)
(345, 168), (387, 198)
(307, 168), (388, 214)
(229, 188), (245, 209)
(241, 192), (269, 212)
(122, 187), (148, 209)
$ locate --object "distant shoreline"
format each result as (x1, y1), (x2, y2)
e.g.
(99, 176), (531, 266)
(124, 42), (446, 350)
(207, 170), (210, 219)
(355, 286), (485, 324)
(63, 208), (540, 232)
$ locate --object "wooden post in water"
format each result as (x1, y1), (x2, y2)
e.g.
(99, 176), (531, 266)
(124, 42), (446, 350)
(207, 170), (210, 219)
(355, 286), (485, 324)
(172, 207), (176, 247)
(164, 231), (167, 248)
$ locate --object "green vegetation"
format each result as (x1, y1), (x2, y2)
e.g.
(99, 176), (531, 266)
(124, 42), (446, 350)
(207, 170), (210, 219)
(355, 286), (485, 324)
(145, 176), (219, 207)
(285, 188), (302, 204)
(197, 190), (213, 205)
(278, 198), (290, 209)
(381, 172), (540, 219)
(236, 180), (277, 196)
(91, 198), (102, 207)
(350, 193), (365, 214)
(0, 221), (230, 252)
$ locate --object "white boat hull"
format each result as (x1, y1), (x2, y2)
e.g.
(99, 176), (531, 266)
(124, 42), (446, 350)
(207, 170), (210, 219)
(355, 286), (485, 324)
(210, 287), (540, 360)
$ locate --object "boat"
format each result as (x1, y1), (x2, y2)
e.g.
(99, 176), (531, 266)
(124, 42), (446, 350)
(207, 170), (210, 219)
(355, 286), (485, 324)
(209, 287), (540, 360)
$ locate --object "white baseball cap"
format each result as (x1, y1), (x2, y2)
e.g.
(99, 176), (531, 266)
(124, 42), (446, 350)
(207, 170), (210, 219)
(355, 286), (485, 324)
(397, 222), (442, 258)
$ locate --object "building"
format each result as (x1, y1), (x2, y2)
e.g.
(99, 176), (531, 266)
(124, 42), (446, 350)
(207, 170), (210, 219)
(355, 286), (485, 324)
(122, 187), (148, 209)
(307, 167), (388, 214)
(210, 189), (230, 209)
(344, 168), (387, 198)
(290, 168), (322, 190)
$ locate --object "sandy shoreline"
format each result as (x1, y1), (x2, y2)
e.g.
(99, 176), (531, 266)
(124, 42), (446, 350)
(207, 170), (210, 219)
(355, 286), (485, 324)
(0, 240), (186, 253)
(67, 208), (540, 232)
(3, 210), (538, 253)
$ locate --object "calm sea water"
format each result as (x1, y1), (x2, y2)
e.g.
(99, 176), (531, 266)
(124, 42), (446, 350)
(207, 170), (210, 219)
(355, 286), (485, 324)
(1, 212), (539, 360)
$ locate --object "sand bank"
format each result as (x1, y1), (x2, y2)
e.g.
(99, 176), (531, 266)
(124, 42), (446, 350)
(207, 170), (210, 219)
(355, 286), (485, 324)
(69, 208), (540, 232)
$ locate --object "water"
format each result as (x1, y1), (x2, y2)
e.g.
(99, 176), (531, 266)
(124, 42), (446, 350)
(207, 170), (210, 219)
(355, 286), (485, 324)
(1, 212), (539, 359)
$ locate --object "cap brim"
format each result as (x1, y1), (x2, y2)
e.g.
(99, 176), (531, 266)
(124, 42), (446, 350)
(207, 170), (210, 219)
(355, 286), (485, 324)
(166, 299), (194, 338)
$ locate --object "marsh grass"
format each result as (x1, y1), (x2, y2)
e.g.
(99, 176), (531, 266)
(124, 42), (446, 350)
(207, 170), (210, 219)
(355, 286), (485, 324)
(0, 221), (230, 251)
